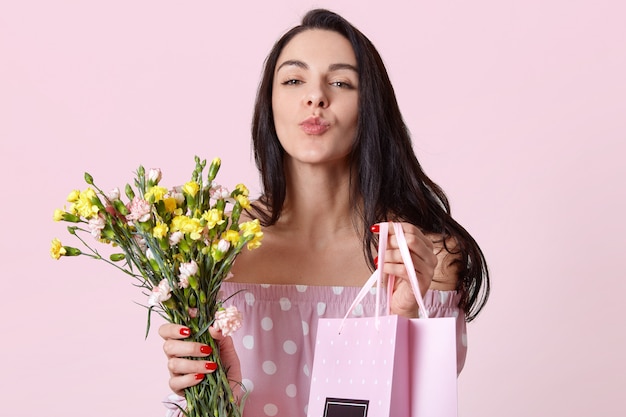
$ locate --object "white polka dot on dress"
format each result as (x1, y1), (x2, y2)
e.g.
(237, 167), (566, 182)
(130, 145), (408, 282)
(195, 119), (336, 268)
(261, 317), (273, 330)
(332, 286), (343, 294)
(317, 302), (326, 315)
(262, 361), (277, 375)
(302, 320), (309, 335)
(245, 292), (255, 306)
(279, 297), (292, 311)
(283, 340), (297, 355)
(242, 378), (254, 392)
(285, 384), (297, 398)
(263, 403), (278, 416)
(242, 335), (254, 350)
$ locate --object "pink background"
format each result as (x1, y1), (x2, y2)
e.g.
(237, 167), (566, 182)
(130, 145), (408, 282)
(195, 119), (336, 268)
(1, 1), (624, 416)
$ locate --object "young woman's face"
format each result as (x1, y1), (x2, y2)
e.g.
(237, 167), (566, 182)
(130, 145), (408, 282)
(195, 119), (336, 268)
(272, 29), (359, 167)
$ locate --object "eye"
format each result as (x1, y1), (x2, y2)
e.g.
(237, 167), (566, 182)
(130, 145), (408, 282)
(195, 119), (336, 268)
(331, 81), (354, 89)
(281, 79), (303, 86)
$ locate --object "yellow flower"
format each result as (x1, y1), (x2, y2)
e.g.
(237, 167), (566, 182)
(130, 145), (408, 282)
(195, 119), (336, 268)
(239, 219), (263, 250)
(145, 186), (168, 202)
(222, 229), (241, 245)
(182, 181), (200, 197)
(235, 183), (249, 196)
(203, 209), (225, 230)
(171, 215), (204, 240)
(73, 188), (99, 219)
(50, 238), (67, 259)
(66, 190), (80, 202)
(53, 209), (64, 221)
(153, 222), (169, 239)
(236, 194), (251, 209)
(163, 197), (178, 213)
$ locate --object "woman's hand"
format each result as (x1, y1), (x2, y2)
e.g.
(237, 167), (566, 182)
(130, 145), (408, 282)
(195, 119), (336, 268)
(374, 222), (438, 318)
(159, 323), (242, 397)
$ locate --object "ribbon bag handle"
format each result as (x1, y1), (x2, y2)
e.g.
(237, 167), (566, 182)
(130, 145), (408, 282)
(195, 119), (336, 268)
(339, 222), (429, 333)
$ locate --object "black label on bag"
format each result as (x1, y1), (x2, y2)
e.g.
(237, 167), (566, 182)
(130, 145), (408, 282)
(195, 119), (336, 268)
(323, 398), (369, 417)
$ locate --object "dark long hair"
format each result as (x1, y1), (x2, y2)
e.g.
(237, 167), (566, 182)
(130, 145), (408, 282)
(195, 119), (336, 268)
(251, 9), (489, 321)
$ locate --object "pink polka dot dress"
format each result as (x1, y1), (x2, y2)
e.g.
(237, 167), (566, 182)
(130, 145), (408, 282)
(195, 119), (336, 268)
(164, 282), (466, 417)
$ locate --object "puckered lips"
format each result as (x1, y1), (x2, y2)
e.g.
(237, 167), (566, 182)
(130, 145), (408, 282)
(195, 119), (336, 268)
(299, 116), (330, 135)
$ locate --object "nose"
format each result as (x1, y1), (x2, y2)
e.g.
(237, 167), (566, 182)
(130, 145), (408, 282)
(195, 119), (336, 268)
(305, 85), (328, 108)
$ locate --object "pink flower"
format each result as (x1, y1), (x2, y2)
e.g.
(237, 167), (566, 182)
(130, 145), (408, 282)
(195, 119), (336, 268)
(169, 231), (183, 246)
(213, 305), (243, 337)
(188, 308), (198, 318)
(148, 279), (172, 306)
(210, 184), (230, 200)
(178, 260), (198, 289)
(88, 214), (106, 239)
(126, 197), (151, 223)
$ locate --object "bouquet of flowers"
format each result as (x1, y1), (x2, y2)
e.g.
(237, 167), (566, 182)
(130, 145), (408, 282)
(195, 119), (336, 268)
(50, 156), (262, 417)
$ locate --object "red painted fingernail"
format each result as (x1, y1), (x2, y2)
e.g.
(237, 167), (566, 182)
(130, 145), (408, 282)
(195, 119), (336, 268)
(370, 224), (380, 233)
(374, 256), (378, 268)
(194, 373), (205, 380)
(200, 345), (212, 355)
(205, 362), (218, 371)
(179, 327), (191, 337)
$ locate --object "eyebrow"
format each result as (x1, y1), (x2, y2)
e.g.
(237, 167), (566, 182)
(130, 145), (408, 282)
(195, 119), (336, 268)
(276, 59), (358, 73)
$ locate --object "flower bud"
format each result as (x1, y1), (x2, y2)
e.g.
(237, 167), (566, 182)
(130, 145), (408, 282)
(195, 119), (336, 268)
(64, 247), (82, 256)
(113, 199), (129, 215)
(61, 212), (81, 223)
(84, 172), (94, 185)
(110, 253), (126, 262)
(207, 157), (221, 182)
(125, 184), (135, 200)
(188, 274), (199, 290)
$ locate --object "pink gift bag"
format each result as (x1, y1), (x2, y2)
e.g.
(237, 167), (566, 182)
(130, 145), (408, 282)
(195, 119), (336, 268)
(308, 222), (458, 417)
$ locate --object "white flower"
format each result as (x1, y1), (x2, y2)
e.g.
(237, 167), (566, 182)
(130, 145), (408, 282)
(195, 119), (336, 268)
(213, 306), (243, 337)
(148, 168), (162, 184)
(148, 279), (172, 306)
(178, 260), (198, 289)
(169, 189), (185, 206)
(210, 184), (230, 200)
(169, 231), (184, 246)
(106, 187), (120, 201)
(217, 239), (230, 253)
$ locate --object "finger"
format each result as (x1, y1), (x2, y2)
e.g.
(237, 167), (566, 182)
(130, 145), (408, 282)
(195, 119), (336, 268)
(169, 372), (207, 396)
(163, 339), (214, 359)
(158, 323), (192, 340)
(167, 357), (219, 377)
(387, 222), (434, 252)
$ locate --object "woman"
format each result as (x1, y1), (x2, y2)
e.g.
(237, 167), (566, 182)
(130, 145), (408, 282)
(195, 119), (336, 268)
(160, 8), (489, 417)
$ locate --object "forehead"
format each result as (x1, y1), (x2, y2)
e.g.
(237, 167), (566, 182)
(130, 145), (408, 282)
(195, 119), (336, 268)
(276, 29), (357, 70)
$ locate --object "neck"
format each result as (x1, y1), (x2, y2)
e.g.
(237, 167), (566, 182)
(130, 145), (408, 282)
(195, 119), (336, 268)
(278, 159), (360, 240)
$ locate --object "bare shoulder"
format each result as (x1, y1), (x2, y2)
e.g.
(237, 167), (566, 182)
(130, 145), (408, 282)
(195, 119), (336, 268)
(427, 234), (462, 291)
